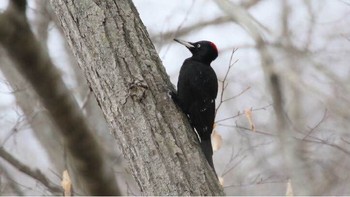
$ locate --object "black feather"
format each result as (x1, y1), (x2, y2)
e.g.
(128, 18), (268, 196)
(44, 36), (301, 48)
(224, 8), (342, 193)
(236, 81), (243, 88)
(172, 39), (218, 173)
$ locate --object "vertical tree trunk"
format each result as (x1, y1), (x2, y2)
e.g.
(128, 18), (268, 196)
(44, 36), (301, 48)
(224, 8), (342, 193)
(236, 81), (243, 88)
(50, 0), (223, 195)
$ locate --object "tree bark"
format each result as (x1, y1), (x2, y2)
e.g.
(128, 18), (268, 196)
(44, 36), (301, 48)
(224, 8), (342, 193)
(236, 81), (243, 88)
(50, 0), (223, 195)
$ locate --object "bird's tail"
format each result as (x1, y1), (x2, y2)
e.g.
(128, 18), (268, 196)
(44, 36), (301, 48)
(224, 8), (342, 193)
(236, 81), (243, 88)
(200, 139), (217, 176)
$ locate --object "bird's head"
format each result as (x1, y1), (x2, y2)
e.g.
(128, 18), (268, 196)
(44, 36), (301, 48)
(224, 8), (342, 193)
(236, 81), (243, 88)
(174, 39), (218, 64)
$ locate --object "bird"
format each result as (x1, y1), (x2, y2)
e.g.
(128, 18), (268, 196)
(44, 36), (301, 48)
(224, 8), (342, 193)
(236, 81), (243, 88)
(171, 38), (218, 173)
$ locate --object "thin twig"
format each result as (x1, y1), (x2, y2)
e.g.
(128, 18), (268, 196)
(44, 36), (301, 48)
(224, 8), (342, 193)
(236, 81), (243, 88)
(0, 147), (62, 193)
(216, 48), (238, 115)
(1, 114), (27, 147)
(220, 140), (272, 178)
(224, 177), (288, 188)
(220, 146), (241, 176)
(0, 163), (24, 195)
(216, 103), (272, 123)
(341, 137), (350, 145)
(220, 123), (350, 157)
(302, 138), (350, 156)
(159, 0), (196, 58)
(302, 109), (328, 140)
(151, 0), (263, 44)
(222, 86), (251, 103)
(221, 155), (247, 177)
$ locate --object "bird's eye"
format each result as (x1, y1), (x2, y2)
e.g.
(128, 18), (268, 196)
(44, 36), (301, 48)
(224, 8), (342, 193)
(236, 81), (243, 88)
(197, 44), (201, 48)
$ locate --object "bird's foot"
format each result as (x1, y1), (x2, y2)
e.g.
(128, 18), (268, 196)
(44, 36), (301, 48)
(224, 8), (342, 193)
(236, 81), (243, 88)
(168, 91), (178, 103)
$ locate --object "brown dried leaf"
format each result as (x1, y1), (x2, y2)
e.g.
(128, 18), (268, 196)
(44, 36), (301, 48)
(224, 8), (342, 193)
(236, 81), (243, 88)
(244, 108), (256, 131)
(61, 170), (72, 196)
(218, 176), (224, 186)
(286, 179), (293, 196)
(212, 128), (223, 152)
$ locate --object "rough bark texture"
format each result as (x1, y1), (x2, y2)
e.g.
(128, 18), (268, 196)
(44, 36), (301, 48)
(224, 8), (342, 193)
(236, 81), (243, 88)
(50, 0), (223, 195)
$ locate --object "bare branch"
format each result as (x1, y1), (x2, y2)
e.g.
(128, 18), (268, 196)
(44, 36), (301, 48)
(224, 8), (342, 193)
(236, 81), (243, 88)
(216, 103), (272, 123)
(0, 147), (62, 193)
(221, 155), (247, 178)
(151, 0), (264, 44)
(224, 176), (288, 189)
(220, 124), (350, 157)
(222, 86), (251, 103)
(0, 163), (24, 195)
(302, 109), (328, 140)
(215, 0), (316, 194)
(216, 48), (239, 115)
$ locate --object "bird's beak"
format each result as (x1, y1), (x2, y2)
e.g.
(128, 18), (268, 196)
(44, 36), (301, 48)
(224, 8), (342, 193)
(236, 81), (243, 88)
(174, 39), (195, 48)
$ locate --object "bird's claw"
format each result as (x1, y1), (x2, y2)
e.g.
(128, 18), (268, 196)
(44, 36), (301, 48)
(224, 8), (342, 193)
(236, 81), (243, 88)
(168, 91), (177, 101)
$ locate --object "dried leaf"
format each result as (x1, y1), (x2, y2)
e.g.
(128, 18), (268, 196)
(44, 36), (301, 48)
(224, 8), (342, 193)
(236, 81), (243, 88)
(61, 170), (72, 196)
(211, 128), (222, 152)
(286, 179), (293, 196)
(218, 176), (224, 186)
(244, 108), (256, 131)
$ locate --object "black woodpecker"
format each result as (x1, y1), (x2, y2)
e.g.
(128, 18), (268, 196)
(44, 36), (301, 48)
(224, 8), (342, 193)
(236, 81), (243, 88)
(171, 38), (218, 172)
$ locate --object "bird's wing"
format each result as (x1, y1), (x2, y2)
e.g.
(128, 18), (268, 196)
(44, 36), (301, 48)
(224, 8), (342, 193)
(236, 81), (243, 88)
(191, 65), (218, 103)
(187, 64), (217, 140)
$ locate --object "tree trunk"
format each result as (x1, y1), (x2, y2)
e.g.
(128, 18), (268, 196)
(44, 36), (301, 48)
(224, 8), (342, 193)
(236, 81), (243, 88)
(50, 0), (223, 195)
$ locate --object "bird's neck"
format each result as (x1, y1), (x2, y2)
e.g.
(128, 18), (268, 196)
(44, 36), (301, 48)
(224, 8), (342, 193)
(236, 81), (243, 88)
(189, 55), (213, 65)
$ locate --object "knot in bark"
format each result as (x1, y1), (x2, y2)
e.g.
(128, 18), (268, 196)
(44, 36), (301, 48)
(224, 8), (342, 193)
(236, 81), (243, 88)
(128, 79), (148, 101)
